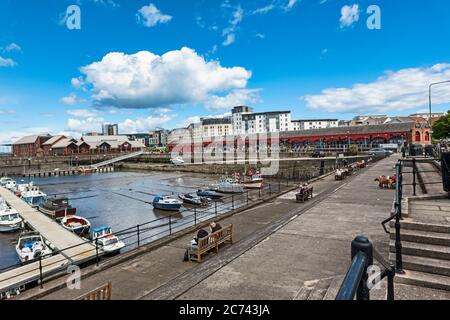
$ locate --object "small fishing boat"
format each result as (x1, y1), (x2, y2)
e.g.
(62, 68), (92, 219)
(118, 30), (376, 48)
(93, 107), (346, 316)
(39, 197), (77, 220)
(20, 186), (47, 207)
(178, 193), (208, 206)
(196, 189), (224, 200)
(0, 207), (22, 232)
(91, 226), (125, 255)
(152, 195), (183, 211)
(209, 178), (244, 194)
(15, 231), (52, 263)
(78, 166), (94, 175)
(0, 177), (14, 187)
(13, 181), (34, 197)
(170, 156), (185, 165)
(61, 215), (91, 236)
(240, 173), (264, 189)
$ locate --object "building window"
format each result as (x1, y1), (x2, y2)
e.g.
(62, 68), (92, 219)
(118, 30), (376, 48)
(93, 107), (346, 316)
(425, 131), (430, 142)
(415, 131), (421, 142)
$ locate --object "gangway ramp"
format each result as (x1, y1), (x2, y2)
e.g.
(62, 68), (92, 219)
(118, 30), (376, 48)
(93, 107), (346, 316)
(89, 150), (144, 169)
(0, 187), (96, 294)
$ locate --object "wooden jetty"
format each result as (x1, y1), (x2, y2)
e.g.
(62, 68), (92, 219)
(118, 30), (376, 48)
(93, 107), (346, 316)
(0, 187), (97, 295)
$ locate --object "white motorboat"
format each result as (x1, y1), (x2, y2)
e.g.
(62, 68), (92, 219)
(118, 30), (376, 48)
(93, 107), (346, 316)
(170, 156), (185, 165)
(0, 207), (22, 232)
(209, 178), (244, 194)
(20, 186), (47, 207)
(13, 181), (33, 197)
(4, 180), (17, 191)
(0, 177), (14, 187)
(178, 193), (209, 206)
(16, 231), (52, 263)
(91, 226), (125, 255)
(61, 215), (91, 236)
(152, 195), (183, 211)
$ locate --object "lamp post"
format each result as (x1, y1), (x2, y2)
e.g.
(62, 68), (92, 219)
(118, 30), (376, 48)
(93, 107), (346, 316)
(429, 80), (450, 136)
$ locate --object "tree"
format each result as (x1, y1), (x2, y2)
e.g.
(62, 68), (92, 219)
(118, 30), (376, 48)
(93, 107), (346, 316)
(432, 112), (450, 140)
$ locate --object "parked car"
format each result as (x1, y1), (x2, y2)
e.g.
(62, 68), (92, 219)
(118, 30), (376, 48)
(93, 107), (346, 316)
(368, 148), (391, 157)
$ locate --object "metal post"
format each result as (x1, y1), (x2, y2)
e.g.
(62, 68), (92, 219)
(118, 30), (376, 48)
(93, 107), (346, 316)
(278, 181), (281, 193)
(386, 267), (395, 301)
(39, 255), (43, 289)
(169, 216), (172, 235)
(95, 239), (99, 266)
(194, 208), (197, 225)
(232, 195), (234, 210)
(412, 158), (417, 196)
(137, 224), (140, 247)
(215, 201), (217, 216)
(269, 184), (272, 196)
(351, 236), (373, 301)
(246, 191), (249, 206)
(259, 188), (261, 199)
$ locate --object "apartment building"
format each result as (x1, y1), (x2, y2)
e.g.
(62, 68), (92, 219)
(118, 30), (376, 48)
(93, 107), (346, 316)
(292, 119), (338, 130)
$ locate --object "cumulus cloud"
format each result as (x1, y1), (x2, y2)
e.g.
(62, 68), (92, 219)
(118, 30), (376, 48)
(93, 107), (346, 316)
(67, 109), (98, 117)
(61, 93), (86, 106)
(76, 47), (254, 110)
(340, 4), (359, 28)
(204, 89), (261, 111)
(303, 63), (450, 113)
(2, 43), (22, 53)
(120, 114), (174, 133)
(67, 117), (105, 133)
(137, 3), (172, 27)
(0, 56), (16, 67)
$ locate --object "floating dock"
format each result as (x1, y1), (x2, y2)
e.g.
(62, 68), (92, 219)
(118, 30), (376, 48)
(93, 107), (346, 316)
(0, 187), (96, 294)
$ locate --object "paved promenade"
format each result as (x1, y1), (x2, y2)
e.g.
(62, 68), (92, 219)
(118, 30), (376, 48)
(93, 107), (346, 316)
(26, 155), (450, 300)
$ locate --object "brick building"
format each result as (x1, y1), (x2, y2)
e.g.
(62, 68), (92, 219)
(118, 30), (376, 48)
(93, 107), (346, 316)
(12, 135), (52, 157)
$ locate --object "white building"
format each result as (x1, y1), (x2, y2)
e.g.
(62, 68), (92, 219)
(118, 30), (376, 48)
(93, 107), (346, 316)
(200, 117), (233, 138)
(292, 119), (338, 130)
(232, 106), (292, 134)
(409, 112), (446, 120)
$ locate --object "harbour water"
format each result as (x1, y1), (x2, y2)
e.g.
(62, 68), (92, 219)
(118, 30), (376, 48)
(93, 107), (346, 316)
(0, 170), (221, 270)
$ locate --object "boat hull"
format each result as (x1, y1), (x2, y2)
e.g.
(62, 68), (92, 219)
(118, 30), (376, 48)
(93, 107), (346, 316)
(38, 207), (77, 220)
(152, 203), (182, 211)
(241, 180), (263, 189)
(0, 222), (21, 233)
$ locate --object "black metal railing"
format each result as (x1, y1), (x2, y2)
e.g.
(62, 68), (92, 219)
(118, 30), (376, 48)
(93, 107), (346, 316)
(336, 236), (395, 300)
(0, 180), (300, 297)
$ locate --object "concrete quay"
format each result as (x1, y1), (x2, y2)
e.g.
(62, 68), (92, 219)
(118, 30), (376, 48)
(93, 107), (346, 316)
(19, 155), (450, 300)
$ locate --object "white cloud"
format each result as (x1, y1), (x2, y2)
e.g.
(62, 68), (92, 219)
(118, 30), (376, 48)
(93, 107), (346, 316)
(67, 109), (98, 117)
(2, 43), (22, 53)
(61, 93), (86, 106)
(303, 63), (450, 114)
(137, 3), (172, 28)
(256, 33), (265, 39)
(285, 0), (298, 11)
(119, 114), (174, 133)
(76, 47), (253, 109)
(0, 56), (16, 67)
(222, 5), (243, 46)
(253, 4), (275, 14)
(67, 117), (105, 133)
(204, 89), (261, 111)
(340, 4), (359, 28)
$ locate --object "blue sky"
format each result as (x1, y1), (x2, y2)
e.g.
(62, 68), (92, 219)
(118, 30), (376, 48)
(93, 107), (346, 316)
(0, 0), (450, 143)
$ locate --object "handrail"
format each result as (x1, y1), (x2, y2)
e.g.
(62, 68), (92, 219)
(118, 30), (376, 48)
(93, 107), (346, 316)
(336, 251), (368, 300)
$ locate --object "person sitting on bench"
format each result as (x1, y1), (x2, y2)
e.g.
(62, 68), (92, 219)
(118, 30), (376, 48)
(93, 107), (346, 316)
(209, 222), (222, 233)
(184, 229), (209, 261)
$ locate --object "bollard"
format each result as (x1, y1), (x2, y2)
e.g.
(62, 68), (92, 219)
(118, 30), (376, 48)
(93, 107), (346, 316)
(351, 236), (373, 300)
(386, 266), (395, 300)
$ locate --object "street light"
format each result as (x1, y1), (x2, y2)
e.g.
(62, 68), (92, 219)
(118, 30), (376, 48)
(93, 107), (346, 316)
(429, 80), (450, 132)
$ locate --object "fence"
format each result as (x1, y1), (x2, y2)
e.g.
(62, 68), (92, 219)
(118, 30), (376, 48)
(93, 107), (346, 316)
(0, 180), (298, 297)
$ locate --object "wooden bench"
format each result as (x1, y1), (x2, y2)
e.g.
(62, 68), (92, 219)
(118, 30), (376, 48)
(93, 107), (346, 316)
(296, 185), (313, 203)
(188, 225), (233, 262)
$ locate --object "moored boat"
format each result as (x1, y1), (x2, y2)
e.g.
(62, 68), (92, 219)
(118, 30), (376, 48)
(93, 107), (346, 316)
(78, 166), (94, 175)
(20, 186), (47, 207)
(0, 207), (22, 232)
(0, 177), (14, 187)
(39, 197), (76, 220)
(196, 189), (224, 200)
(178, 193), (208, 206)
(152, 195), (183, 211)
(91, 226), (125, 255)
(15, 231), (52, 263)
(240, 173), (264, 189)
(170, 156), (185, 165)
(61, 215), (91, 236)
(4, 180), (17, 191)
(209, 178), (244, 193)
